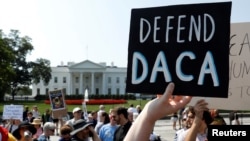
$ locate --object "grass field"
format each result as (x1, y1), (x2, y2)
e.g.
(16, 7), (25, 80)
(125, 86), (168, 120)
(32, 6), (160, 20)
(0, 99), (150, 115)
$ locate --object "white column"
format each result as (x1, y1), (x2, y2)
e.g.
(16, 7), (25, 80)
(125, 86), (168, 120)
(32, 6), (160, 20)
(80, 73), (83, 95)
(102, 73), (105, 94)
(68, 73), (72, 95)
(91, 72), (94, 94)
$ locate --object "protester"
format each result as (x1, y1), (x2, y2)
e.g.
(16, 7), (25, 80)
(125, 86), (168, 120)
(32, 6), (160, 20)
(59, 124), (73, 141)
(24, 111), (35, 123)
(182, 100), (213, 141)
(94, 112), (110, 134)
(12, 121), (37, 141)
(37, 122), (56, 141)
(123, 83), (192, 141)
(32, 118), (43, 140)
(70, 119), (101, 141)
(41, 109), (52, 125)
(7, 119), (21, 134)
(97, 105), (105, 123)
(98, 109), (118, 141)
(66, 107), (83, 126)
(32, 105), (41, 119)
(23, 106), (29, 121)
(113, 107), (132, 141)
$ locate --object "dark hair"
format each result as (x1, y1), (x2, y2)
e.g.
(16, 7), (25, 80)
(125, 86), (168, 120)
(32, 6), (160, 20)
(102, 112), (110, 124)
(115, 107), (128, 119)
(60, 125), (73, 135)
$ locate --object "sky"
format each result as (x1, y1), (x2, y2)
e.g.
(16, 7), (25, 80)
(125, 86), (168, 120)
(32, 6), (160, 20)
(0, 0), (249, 67)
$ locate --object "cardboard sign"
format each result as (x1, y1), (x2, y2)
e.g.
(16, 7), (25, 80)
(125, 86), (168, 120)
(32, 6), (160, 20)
(189, 22), (250, 110)
(2, 105), (23, 120)
(126, 2), (232, 98)
(49, 89), (67, 119)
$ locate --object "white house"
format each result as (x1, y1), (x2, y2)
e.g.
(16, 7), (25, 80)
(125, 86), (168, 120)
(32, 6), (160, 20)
(31, 60), (127, 96)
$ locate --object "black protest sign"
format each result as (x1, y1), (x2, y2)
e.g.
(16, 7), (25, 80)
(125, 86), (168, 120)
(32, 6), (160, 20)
(126, 2), (231, 98)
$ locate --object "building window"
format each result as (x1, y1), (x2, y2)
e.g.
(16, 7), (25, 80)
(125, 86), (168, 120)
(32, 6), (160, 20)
(54, 77), (58, 83)
(96, 88), (99, 95)
(75, 77), (79, 83)
(108, 77), (111, 83)
(76, 88), (79, 95)
(124, 77), (127, 83)
(45, 88), (49, 95)
(116, 77), (120, 83)
(63, 77), (66, 83)
(95, 77), (99, 83)
(37, 88), (40, 95)
(54, 88), (57, 90)
(116, 88), (120, 94)
(108, 88), (111, 94)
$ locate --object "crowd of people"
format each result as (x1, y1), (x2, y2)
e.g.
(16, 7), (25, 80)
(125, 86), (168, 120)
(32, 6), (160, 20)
(0, 83), (243, 141)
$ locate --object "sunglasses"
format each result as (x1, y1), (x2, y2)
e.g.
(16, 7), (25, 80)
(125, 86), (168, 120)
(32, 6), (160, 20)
(50, 129), (55, 132)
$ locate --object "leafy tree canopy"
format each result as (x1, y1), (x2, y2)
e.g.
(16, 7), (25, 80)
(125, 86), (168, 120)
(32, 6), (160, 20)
(0, 30), (52, 101)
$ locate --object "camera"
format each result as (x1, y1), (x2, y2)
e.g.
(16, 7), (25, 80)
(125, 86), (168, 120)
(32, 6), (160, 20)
(24, 130), (32, 138)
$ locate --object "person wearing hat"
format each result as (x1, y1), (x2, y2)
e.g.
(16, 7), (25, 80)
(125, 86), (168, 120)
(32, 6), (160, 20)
(37, 122), (55, 141)
(31, 118), (43, 140)
(12, 121), (37, 141)
(66, 107), (83, 126)
(70, 119), (101, 141)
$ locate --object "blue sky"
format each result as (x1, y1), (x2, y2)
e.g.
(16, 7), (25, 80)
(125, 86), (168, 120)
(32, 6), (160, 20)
(0, 0), (249, 67)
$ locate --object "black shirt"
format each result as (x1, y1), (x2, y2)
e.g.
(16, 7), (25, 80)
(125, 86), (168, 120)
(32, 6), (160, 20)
(113, 121), (132, 141)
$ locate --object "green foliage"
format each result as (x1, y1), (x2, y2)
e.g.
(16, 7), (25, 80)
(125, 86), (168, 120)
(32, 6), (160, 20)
(0, 30), (52, 102)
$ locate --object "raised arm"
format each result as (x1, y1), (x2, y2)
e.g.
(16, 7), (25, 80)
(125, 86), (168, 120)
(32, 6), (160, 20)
(124, 83), (192, 141)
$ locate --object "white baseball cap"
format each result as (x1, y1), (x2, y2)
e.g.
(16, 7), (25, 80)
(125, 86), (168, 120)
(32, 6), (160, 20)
(72, 107), (81, 113)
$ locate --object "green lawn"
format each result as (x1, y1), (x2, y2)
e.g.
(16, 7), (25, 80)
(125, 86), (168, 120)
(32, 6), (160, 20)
(0, 99), (150, 115)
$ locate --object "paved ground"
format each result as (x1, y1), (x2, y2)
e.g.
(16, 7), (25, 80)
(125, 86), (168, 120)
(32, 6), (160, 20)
(50, 116), (250, 141)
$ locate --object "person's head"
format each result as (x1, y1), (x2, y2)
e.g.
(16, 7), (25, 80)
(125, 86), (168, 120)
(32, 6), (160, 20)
(12, 121), (36, 140)
(127, 111), (133, 122)
(109, 109), (117, 125)
(101, 112), (110, 124)
(72, 107), (82, 120)
(43, 122), (56, 136)
(70, 119), (93, 140)
(31, 118), (42, 129)
(24, 106), (29, 111)
(33, 105), (38, 111)
(182, 114), (188, 128)
(45, 109), (50, 114)
(91, 111), (97, 119)
(27, 111), (33, 117)
(99, 105), (105, 110)
(186, 106), (195, 128)
(130, 104), (134, 107)
(113, 107), (128, 125)
(60, 125), (73, 141)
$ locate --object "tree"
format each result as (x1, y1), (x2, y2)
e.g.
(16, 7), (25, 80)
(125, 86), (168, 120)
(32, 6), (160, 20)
(0, 30), (52, 101)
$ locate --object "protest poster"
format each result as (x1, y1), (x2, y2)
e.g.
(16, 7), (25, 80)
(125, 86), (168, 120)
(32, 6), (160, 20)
(2, 105), (23, 120)
(189, 22), (250, 110)
(126, 2), (232, 98)
(49, 89), (67, 119)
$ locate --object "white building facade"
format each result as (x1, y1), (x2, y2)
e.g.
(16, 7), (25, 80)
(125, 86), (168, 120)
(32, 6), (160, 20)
(31, 60), (127, 96)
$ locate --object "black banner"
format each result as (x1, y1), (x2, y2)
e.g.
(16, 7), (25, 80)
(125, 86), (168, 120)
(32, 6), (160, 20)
(126, 2), (232, 97)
